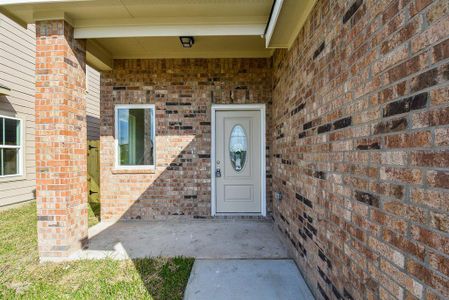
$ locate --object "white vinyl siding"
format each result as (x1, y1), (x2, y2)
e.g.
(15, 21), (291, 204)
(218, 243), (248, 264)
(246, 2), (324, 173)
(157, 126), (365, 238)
(86, 65), (101, 140)
(0, 13), (36, 207)
(0, 14), (102, 208)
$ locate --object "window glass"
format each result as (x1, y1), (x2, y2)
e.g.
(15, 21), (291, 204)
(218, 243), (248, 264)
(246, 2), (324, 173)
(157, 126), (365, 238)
(4, 118), (19, 145)
(3, 149), (18, 175)
(0, 119), (3, 144)
(117, 107), (154, 166)
(0, 116), (21, 176)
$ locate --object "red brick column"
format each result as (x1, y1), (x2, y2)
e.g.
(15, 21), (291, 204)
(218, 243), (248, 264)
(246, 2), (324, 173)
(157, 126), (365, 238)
(35, 20), (88, 260)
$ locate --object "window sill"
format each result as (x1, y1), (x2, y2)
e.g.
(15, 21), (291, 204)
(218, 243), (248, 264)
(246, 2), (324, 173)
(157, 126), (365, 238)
(112, 168), (156, 174)
(0, 174), (26, 183)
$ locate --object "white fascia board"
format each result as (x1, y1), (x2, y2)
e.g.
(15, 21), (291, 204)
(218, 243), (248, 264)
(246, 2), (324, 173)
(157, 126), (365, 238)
(264, 0), (284, 48)
(74, 23), (266, 39)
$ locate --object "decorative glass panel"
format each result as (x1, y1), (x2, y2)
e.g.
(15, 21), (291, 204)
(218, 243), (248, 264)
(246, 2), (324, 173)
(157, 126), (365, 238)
(229, 125), (247, 172)
(117, 108), (154, 166)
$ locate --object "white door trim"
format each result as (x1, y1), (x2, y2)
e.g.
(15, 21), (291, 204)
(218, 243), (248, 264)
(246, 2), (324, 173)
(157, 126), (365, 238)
(211, 104), (266, 217)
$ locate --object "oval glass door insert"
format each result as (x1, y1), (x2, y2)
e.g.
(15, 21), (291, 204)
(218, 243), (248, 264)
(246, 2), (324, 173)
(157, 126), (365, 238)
(229, 124), (248, 172)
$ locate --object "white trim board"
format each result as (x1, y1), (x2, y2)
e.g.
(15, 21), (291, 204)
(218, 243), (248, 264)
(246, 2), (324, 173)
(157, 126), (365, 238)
(211, 104), (266, 217)
(75, 24), (265, 39)
(264, 0), (284, 48)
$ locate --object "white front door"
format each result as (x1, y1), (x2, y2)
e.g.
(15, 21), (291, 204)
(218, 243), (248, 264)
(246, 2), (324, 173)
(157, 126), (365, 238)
(215, 110), (262, 213)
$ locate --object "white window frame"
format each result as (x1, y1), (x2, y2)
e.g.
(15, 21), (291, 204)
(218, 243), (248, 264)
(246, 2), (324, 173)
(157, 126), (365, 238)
(114, 104), (156, 170)
(0, 115), (23, 178)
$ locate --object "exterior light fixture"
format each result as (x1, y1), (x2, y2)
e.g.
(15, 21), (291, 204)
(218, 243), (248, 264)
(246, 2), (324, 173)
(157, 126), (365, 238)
(179, 36), (194, 48)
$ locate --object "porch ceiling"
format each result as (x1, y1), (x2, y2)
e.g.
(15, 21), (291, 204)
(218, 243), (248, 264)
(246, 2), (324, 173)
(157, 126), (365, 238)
(0, 0), (316, 69)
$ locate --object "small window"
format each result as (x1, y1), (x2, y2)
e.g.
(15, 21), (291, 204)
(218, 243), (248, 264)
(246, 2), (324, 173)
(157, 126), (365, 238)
(115, 104), (155, 169)
(0, 116), (22, 177)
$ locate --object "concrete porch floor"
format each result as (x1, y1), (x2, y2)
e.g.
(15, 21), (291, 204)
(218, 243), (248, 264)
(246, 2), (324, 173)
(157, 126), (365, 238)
(66, 219), (315, 299)
(70, 219), (289, 260)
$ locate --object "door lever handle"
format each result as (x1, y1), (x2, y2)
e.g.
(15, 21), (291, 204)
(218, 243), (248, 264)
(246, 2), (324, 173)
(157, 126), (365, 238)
(216, 168), (222, 178)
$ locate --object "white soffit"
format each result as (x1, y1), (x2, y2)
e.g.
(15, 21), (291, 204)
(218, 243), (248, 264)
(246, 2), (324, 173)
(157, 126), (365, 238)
(267, 0), (317, 49)
(92, 35), (273, 59)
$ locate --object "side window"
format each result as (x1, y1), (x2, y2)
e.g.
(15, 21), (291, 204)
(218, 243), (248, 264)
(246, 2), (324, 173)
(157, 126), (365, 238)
(115, 105), (155, 168)
(0, 116), (22, 177)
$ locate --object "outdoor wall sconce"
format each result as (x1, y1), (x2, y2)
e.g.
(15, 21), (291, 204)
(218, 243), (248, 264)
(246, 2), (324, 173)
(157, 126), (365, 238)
(179, 36), (195, 48)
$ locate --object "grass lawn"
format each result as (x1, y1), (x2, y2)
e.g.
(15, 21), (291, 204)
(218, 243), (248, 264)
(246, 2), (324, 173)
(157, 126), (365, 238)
(0, 202), (194, 299)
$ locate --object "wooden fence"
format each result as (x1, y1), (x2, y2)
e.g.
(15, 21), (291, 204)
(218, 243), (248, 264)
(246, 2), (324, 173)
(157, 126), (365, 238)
(87, 140), (100, 204)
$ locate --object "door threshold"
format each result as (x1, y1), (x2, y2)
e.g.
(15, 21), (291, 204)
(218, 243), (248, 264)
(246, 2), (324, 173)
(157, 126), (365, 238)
(213, 212), (270, 219)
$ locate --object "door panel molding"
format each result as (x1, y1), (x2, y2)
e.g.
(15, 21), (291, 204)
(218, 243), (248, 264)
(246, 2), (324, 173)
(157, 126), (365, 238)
(211, 104), (266, 216)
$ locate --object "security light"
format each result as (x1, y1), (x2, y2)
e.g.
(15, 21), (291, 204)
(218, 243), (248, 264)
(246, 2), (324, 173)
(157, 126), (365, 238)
(179, 36), (195, 48)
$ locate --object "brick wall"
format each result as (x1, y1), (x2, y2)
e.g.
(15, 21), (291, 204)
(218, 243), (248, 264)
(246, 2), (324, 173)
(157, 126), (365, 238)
(35, 20), (88, 259)
(100, 59), (272, 220)
(271, 0), (448, 299)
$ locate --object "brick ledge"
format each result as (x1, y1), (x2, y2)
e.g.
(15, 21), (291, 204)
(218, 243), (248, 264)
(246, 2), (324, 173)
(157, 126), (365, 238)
(111, 168), (156, 174)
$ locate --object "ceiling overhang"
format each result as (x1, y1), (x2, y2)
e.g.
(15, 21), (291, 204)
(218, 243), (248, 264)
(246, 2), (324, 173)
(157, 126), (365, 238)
(0, 0), (316, 70)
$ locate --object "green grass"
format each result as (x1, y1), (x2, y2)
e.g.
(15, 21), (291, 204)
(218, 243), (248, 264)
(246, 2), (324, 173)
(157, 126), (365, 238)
(87, 196), (101, 227)
(0, 202), (194, 300)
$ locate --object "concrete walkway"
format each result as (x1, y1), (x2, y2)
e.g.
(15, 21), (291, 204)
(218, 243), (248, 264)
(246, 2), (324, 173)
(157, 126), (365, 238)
(65, 219), (314, 299)
(184, 259), (314, 300)
(70, 219), (288, 260)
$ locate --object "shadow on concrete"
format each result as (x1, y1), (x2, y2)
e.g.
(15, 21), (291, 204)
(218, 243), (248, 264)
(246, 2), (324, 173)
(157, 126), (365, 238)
(81, 131), (282, 297)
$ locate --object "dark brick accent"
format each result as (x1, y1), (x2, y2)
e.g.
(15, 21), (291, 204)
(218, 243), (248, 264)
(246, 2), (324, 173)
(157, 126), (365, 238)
(303, 121), (313, 130)
(291, 103), (305, 115)
(354, 191), (380, 207)
(383, 92), (428, 117)
(313, 171), (327, 179)
(411, 68), (438, 93)
(37, 216), (55, 221)
(357, 142), (380, 150)
(333, 116), (352, 129)
(374, 117), (408, 134)
(318, 266), (331, 284)
(318, 123), (332, 134)
(318, 283), (330, 300)
(313, 42), (325, 59)
(332, 285), (343, 300)
(296, 193), (313, 208)
(307, 223), (317, 235)
(343, 0), (363, 24)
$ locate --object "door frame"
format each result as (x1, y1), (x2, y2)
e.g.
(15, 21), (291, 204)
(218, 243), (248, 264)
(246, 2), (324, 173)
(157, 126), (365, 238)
(211, 104), (266, 217)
